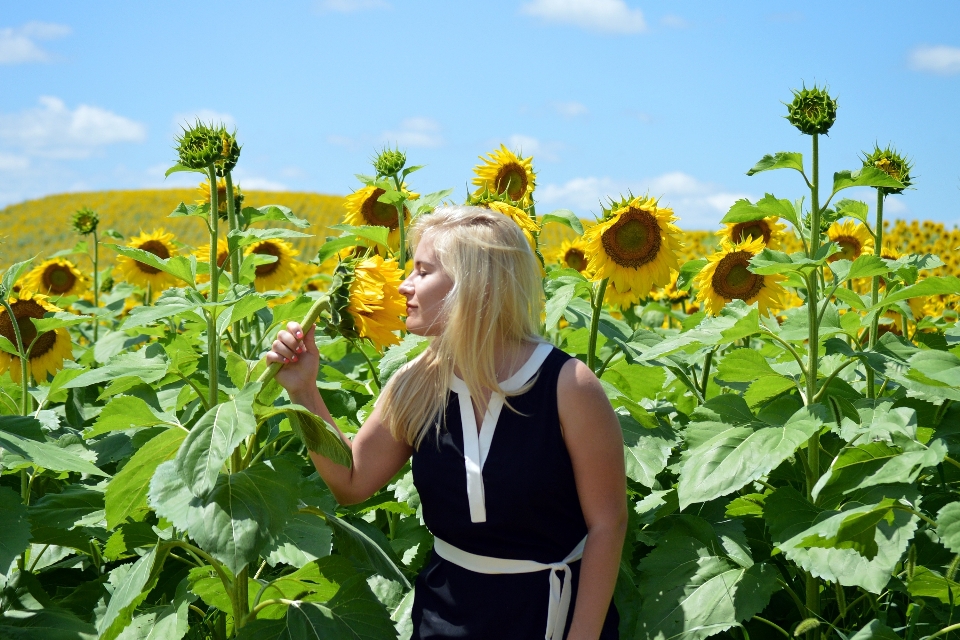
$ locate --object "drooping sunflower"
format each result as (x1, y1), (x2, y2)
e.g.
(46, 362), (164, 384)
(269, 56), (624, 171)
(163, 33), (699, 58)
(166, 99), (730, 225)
(694, 237), (786, 316)
(343, 185), (418, 250)
(21, 258), (89, 298)
(197, 178), (244, 220)
(328, 256), (406, 350)
(245, 238), (300, 292)
(472, 145), (536, 208)
(651, 273), (691, 307)
(549, 237), (591, 273)
(583, 195), (683, 307)
(477, 200), (540, 252)
(827, 220), (874, 262)
(194, 239), (232, 283)
(717, 216), (787, 250)
(116, 229), (179, 290)
(0, 291), (74, 383)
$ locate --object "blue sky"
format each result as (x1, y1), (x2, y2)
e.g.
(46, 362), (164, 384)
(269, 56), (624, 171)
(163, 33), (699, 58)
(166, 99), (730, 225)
(1, 0), (959, 230)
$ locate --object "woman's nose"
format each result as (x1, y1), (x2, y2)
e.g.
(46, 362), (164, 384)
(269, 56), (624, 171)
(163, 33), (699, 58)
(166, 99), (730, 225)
(398, 275), (414, 295)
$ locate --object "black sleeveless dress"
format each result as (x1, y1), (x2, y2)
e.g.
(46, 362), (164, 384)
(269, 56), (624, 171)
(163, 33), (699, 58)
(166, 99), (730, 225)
(410, 344), (620, 639)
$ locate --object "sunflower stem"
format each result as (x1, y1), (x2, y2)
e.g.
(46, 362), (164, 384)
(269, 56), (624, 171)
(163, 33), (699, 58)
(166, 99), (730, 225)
(587, 278), (608, 372)
(804, 132), (822, 640)
(0, 297), (30, 416)
(866, 189), (884, 399)
(255, 295), (330, 396)
(207, 166), (221, 409)
(225, 171), (247, 355)
(392, 174), (407, 274)
(92, 228), (100, 342)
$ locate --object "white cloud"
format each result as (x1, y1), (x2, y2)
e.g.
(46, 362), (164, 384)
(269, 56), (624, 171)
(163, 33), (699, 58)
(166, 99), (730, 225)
(521, 0), (646, 34)
(0, 96), (146, 159)
(0, 22), (70, 65)
(316, 0), (389, 13)
(0, 152), (29, 171)
(909, 45), (960, 76)
(382, 117), (443, 148)
(552, 101), (588, 117)
(536, 171), (753, 229)
(172, 109), (236, 130)
(505, 134), (562, 162)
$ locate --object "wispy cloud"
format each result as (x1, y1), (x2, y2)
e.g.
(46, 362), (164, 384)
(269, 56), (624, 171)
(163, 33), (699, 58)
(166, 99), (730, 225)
(521, 0), (646, 34)
(0, 96), (146, 159)
(0, 22), (71, 65)
(316, 0), (390, 13)
(908, 45), (960, 76)
(382, 117), (443, 148)
(552, 101), (588, 118)
(536, 171), (753, 229)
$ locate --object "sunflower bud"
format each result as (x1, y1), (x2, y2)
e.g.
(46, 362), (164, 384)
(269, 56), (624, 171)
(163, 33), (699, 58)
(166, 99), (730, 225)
(373, 147), (407, 178)
(785, 85), (838, 136)
(72, 207), (99, 235)
(862, 145), (912, 196)
(215, 128), (241, 177)
(175, 121), (225, 170)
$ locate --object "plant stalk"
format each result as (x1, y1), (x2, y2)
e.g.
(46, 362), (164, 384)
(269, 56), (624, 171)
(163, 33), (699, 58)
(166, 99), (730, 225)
(256, 295), (330, 392)
(392, 174), (408, 273)
(207, 166), (221, 409)
(92, 228), (100, 342)
(587, 278), (609, 371)
(866, 188), (884, 398)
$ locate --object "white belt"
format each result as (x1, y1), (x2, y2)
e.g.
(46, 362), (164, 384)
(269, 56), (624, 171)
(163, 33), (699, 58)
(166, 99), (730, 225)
(433, 535), (588, 640)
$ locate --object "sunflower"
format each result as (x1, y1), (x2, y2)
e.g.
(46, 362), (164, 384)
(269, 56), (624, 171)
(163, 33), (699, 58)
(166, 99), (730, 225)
(116, 229), (179, 290)
(651, 273), (690, 306)
(694, 237), (785, 316)
(717, 216), (786, 250)
(329, 255), (405, 350)
(827, 220), (874, 262)
(549, 237), (591, 273)
(194, 239), (231, 283)
(0, 291), (73, 383)
(583, 195), (682, 307)
(477, 200), (540, 252)
(245, 239), (300, 292)
(343, 185), (418, 251)
(21, 258), (89, 298)
(472, 145), (536, 208)
(197, 178), (243, 220)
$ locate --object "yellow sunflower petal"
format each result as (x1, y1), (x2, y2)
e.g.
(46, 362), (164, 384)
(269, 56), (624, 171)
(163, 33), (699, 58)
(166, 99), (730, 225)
(116, 228), (179, 290)
(343, 185), (415, 251)
(481, 201), (540, 252)
(716, 216), (787, 250)
(827, 220), (875, 262)
(347, 256), (406, 350)
(693, 236), (785, 316)
(0, 290), (73, 383)
(548, 237), (591, 273)
(471, 145), (536, 208)
(245, 239), (300, 292)
(20, 258), (89, 298)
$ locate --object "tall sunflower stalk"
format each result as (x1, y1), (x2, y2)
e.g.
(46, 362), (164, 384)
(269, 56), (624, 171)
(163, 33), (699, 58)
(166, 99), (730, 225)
(72, 208), (100, 340)
(374, 147), (411, 270)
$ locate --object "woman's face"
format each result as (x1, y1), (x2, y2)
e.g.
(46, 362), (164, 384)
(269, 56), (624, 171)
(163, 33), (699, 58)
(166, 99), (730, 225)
(399, 234), (454, 336)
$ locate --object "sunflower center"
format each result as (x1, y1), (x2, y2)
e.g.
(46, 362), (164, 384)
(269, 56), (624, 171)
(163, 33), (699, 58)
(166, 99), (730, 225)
(136, 240), (171, 274)
(712, 251), (764, 301)
(832, 236), (861, 261)
(601, 208), (662, 268)
(361, 188), (401, 229)
(564, 248), (587, 272)
(253, 242), (282, 276)
(0, 300), (57, 360)
(733, 221), (770, 244)
(494, 163), (528, 201)
(44, 265), (77, 294)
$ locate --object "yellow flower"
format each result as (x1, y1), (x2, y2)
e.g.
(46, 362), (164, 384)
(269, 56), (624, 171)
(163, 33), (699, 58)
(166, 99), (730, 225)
(549, 237), (590, 273)
(245, 238), (300, 292)
(197, 178), (243, 219)
(479, 200), (540, 251)
(694, 237), (785, 316)
(0, 291), (73, 383)
(472, 145), (536, 208)
(716, 217), (787, 250)
(583, 195), (682, 307)
(116, 229), (179, 290)
(346, 256), (406, 350)
(827, 220), (874, 262)
(194, 239), (231, 283)
(21, 258), (89, 298)
(343, 185), (416, 251)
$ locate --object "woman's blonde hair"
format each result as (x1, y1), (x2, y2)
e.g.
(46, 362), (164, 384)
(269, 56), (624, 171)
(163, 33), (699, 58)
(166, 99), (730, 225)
(379, 205), (544, 448)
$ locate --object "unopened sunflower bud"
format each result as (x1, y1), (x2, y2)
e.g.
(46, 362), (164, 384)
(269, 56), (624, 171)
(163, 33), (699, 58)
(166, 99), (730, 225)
(862, 145), (912, 196)
(786, 85), (838, 136)
(215, 127), (241, 176)
(176, 121), (224, 170)
(373, 147), (407, 178)
(72, 207), (99, 235)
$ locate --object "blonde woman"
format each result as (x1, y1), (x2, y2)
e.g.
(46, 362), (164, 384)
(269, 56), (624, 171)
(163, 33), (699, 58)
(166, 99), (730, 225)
(268, 206), (626, 640)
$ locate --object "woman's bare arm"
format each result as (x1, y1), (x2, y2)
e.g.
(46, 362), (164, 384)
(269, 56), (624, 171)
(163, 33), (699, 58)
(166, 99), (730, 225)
(557, 357), (628, 640)
(267, 322), (412, 505)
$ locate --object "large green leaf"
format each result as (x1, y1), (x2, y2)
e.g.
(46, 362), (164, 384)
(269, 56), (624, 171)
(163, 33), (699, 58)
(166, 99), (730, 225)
(746, 151), (804, 176)
(632, 301), (760, 361)
(176, 383), (260, 497)
(936, 502), (960, 554)
(85, 396), (180, 439)
(0, 486), (31, 575)
(105, 244), (195, 285)
(237, 575), (397, 640)
(636, 530), (778, 640)
(0, 428), (107, 476)
(63, 343), (170, 391)
(227, 227), (313, 249)
(677, 406), (824, 509)
(0, 608), (97, 640)
(324, 513), (411, 588)
(540, 208), (584, 235)
(97, 545), (169, 640)
(619, 410), (676, 489)
(28, 485), (103, 530)
(264, 512), (333, 568)
(831, 165), (904, 195)
(797, 498), (898, 560)
(378, 333), (429, 383)
(716, 349), (777, 382)
(871, 276), (960, 310)
(241, 204), (310, 229)
(848, 620), (902, 640)
(148, 459), (300, 575)
(255, 404), (352, 468)
(105, 427), (186, 529)
(907, 566), (960, 604)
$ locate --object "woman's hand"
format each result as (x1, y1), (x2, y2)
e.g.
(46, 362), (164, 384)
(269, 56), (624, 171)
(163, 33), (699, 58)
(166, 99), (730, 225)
(265, 321), (320, 399)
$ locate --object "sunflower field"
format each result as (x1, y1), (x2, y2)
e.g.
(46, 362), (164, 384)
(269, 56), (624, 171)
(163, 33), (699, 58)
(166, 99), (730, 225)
(1, 88), (960, 640)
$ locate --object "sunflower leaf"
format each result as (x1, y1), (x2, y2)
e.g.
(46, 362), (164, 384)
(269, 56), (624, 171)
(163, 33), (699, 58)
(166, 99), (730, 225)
(676, 259), (707, 291)
(241, 204), (310, 229)
(540, 209), (584, 235)
(164, 163), (205, 177)
(314, 236), (360, 265)
(410, 188), (454, 217)
(328, 224), (390, 249)
(30, 312), (88, 334)
(1, 257), (34, 296)
(746, 151), (805, 176)
(935, 500), (960, 554)
(829, 255), (889, 284)
(0, 334), (18, 355)
(869, 276), (960, 311)
(749, 249), (824, 275)
(0, 486), (31, 576)
(104, 244), (196, 285)
(227, 227), (313, 249)
(0, 428), (108, 476)
(169, 201), (209, 219)
(835, 198), (870, 225)
(105, 426), (186, 529)
(832, 166), (904, 196)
